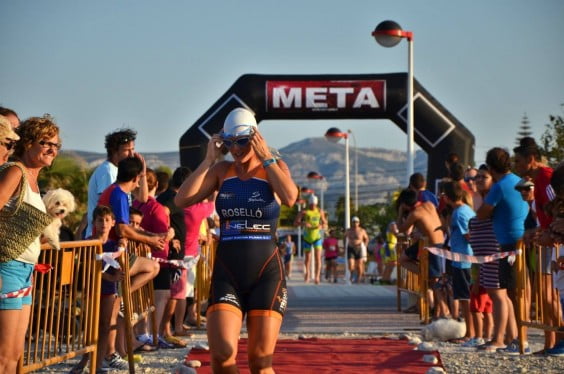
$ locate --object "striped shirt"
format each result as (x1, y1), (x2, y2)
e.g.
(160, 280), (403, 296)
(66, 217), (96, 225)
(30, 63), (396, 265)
(469, 217), (501, 289)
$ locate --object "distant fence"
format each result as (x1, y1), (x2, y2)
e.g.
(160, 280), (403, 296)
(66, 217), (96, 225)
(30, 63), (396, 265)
(396, 236), (564, 353)
(19, 240), (103, 374)
(516, 242), (564, 354)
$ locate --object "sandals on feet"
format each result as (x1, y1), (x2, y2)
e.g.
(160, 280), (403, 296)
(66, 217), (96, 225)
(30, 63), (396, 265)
(162, 335), (187, 348)
(174, 330), (194, 337)
(477, 342), (506, 353)
(133, 343), (158, 353)
(449, 338), (469, 344)
(185, 319), (206, 328)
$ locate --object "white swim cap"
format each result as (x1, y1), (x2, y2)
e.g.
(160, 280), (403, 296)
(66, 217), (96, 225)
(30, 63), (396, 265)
(308, 194), (318, 205)
(223, 108), (257, 137)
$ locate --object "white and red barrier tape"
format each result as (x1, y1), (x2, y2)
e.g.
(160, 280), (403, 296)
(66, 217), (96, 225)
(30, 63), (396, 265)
(1, 250), (201, 299)
(95, 247), (200, 272)
(0, 264), (52, 299)
(425, 247), (522, 264)
(148, 255), (199, 270)
(0, 285), (33, 299)
(95, 247), (126, 272)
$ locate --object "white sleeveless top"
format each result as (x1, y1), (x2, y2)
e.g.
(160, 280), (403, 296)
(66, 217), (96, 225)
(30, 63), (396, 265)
(16, 178), (47, 264)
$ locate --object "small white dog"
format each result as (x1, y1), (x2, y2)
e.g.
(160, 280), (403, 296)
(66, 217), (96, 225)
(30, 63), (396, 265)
(42, 188), (76, 250)
(421, 318), (466, 342)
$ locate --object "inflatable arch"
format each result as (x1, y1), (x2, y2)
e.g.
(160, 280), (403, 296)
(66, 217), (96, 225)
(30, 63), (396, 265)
(179, 73), (474, 188)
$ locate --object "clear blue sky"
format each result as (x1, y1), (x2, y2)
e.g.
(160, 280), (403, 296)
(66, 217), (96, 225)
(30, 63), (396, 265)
(1, 0), (563, 165)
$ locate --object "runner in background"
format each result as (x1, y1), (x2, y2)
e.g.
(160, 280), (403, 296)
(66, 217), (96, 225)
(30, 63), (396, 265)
(345, 216), (369, 283)
(322, 229), (339, 283)
(294, 194), (327, 284)
(279, 234), (296, 280)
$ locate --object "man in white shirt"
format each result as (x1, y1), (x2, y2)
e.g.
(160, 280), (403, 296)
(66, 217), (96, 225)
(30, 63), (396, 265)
(85, 128), (140, 237)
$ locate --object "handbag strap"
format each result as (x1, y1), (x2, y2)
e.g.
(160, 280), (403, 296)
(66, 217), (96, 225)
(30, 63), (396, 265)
(0, 162), (28, 217)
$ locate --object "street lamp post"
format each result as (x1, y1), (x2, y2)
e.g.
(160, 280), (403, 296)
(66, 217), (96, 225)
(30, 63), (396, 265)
(325, 127), (351, 284)
(347, 129), (358, 212)
(372, 20), (414, 185)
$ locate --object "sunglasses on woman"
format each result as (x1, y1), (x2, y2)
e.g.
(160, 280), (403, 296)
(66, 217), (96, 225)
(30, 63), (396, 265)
(38, 140), (62, 150)
(220, 127), (255, 148)
(222, 136), (252, 148)
(0, 140), (16, 151)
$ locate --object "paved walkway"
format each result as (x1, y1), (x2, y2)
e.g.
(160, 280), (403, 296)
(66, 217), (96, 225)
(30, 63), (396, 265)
(280, 258), (423, 335)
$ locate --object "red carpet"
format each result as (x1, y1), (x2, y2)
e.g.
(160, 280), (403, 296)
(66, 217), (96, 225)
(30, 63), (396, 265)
(186, 338), (443, 373)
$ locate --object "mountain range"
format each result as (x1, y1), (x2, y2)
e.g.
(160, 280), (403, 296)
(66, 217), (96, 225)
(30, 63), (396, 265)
(65, 137), (427, 214)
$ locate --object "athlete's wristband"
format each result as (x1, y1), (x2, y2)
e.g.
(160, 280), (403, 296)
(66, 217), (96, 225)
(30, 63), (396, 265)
(262, 158), (278, 168)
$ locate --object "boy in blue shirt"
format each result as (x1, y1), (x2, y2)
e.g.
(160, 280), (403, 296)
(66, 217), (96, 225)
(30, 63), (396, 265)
(444, 181), (476, 341)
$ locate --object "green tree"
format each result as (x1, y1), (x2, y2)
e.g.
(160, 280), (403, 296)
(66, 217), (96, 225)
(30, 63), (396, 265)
(331, 190), (400, 239)
(515, 113), (532, 146)
(540, 114), (564, 167)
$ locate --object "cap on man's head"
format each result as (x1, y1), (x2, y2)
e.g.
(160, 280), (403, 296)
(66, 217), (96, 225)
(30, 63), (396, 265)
(352, 216), (360, 223)
(223, 108), (257, 137)
(308, 194), (318, 205)
(0, 115), (19, 142)
(515, 179), (534, 191)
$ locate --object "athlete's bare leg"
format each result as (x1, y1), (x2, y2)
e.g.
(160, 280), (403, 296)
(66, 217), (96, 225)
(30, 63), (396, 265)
(207, 308), (243, 373)
(247, 313), (283, 374)
(314, 248), (322, 284)
(303, 251), (311, 282)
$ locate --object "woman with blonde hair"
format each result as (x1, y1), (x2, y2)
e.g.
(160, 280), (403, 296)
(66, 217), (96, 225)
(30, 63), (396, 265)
(0, 115), (61, 372)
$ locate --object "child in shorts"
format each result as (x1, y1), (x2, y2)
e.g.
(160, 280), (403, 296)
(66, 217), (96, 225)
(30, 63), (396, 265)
(463, 265), (494, 347)
(443, 182), (476, 341)
(92, 205), (129, 371)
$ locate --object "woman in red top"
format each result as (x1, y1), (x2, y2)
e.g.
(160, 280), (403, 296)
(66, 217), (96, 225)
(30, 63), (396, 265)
(322, 229), (339, 283)
(132, 169), (181, 347)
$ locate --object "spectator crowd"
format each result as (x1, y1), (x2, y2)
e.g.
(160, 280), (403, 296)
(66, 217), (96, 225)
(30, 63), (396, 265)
(0, 103), (563, 374)
(0, 106), (219, 373)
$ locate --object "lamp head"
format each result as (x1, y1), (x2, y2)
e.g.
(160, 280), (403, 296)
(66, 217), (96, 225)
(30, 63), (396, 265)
(307, 171), (324, 180)
(372, 20), (404, 47)
(325, 127), (347, 143)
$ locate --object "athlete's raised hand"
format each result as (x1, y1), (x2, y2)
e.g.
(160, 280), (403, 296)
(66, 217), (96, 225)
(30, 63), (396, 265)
(250, 129), (273, 162)
(205, 134), (224, 163)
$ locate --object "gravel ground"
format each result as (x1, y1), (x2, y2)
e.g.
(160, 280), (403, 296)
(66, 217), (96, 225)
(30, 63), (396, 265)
(388, 329), (564, 374)
(41, 329), (564, 373)
(440, 346), (564, 374)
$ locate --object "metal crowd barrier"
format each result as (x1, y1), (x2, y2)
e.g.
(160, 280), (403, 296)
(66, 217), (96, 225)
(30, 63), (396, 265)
(396, 237), (430, 324)
(19, 240), (103, 374)
(195, 240), (217, 327)
(119, 240), (159, 374)
(516, 241), (563, 354)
